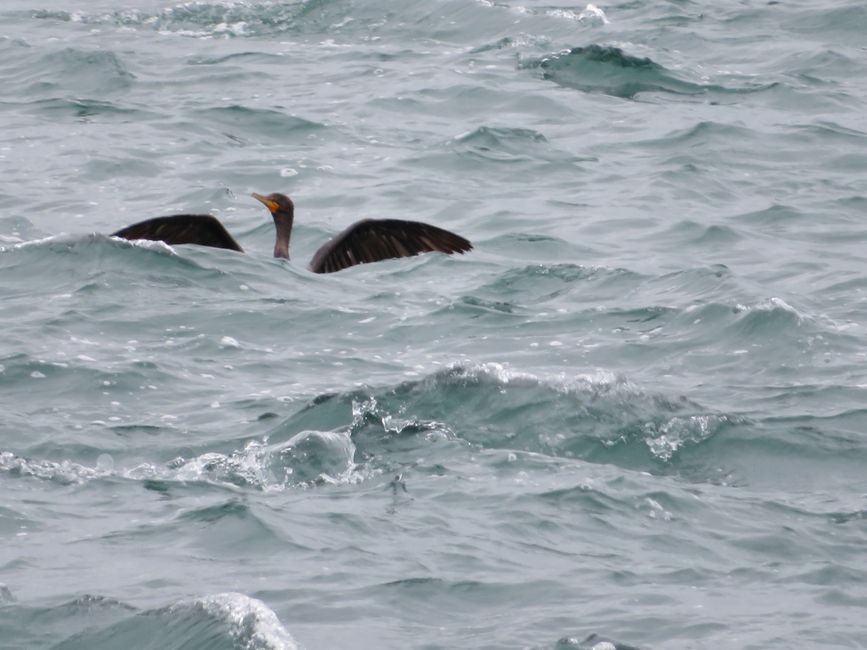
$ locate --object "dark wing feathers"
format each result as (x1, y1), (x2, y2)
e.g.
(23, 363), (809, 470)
(309, 218), (473, 274)
(111, 215), (243, 252)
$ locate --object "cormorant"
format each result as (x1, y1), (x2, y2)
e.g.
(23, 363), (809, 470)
(111, 192), (472, 274)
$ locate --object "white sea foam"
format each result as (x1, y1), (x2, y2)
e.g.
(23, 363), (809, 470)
(0, 451), (106, 484)
(191, 593), (300, 650)
(579, 3), (610, 24)
(114, 236), (178, 254)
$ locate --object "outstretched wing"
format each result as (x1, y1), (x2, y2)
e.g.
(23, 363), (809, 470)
(112, 214), (243, 252)
(309, 218), (473, 274)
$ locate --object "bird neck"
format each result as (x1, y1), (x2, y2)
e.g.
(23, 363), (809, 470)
(272, 212), (293, 259)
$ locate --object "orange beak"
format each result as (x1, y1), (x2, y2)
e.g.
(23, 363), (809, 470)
(251, 192), (279, 213)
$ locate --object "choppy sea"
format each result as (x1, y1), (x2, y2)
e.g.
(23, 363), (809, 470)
(2, 1), (867, 648)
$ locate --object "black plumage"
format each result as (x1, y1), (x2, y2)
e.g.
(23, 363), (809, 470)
(112, 214), (243, 252)
(309, 218), (472, 273)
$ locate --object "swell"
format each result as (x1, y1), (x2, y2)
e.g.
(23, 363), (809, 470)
(523, 44), (775, 100)
(2, 46), (135, 99)
(0, 361), (726, 491)
(0, 234), (228, 295)
(0, 592), (298, 650)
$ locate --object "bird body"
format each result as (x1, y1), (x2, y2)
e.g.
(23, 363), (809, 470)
(111, 192), (472, 273)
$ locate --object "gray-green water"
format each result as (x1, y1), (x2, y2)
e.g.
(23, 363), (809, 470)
(2, 1), (867, 648)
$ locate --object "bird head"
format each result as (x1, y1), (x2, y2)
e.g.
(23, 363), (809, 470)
(251, 192), (294, 219)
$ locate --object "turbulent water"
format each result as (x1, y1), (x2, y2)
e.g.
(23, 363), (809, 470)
(2, 1), (867, 648)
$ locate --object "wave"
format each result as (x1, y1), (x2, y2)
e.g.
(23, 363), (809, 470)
(523, 44), (774, 100)
(453, 125), (548, 162)
(450, 126), (586, 166)
(554, 633), (643, 650)
(638, 120), (763, 151)
(29, 1), (346, 38)
(0, 360), (728, 493)
(0, 233), (231, 295)
(0, 592), (298, 650)
(153, 430), (360, 489)
(25, 97), (160, 121)
(468, 263), (643, 306)
(4, 352), (864, 494)
(193, 105), (324, 143)
(8, 47), (135, 99)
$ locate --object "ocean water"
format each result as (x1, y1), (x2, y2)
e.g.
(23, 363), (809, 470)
(2, 0), (867, 648)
